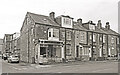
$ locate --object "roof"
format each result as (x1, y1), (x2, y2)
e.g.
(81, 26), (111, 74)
(61, 15), (74, 19)
(73, 22), (88, 31)
(101, 27), (119, 36)
(95, 26), (108, 34)
(82, 22), (96, 25)
(28, 12), (60, 27)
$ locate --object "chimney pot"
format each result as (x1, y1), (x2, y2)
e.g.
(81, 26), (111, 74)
(77, 18), (82, 25)
(97, 20), (102, 29)
(105, 22), (110, 30)
(49, 12), (55, 20)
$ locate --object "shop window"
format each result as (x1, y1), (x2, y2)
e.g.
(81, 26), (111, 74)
(40, 47), (46, 56)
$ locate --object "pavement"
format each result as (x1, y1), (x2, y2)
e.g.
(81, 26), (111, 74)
(1, 59), (119, 73)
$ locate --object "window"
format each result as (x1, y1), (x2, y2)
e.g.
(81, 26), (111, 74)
(89, 25), (95, 30)
(81, 33), (85, 41)
(100, 36), (102, 41)
(53, 28), (59, 38)
(31, 28), (33, 35)
(64, 18), (71, 25)
(77, 34), (79, 38)
(66, 45), (71, 56)
(93, 34), (96, 42)
(117, 38), (119, 44)
(111, 37), (114, 43)
(90, 34), (92, 40)
(93, 47), (96, 55)
(66, 31), (71, 40)
(103, 35), (106, 43)
(61, 32), (65, 38)
(49, 32), (51, 37)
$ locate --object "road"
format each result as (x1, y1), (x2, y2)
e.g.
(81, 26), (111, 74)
(1, 59), (118, 73)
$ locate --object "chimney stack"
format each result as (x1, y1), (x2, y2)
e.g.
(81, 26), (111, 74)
(49, 12), (55, 20)
(105, 22), (110, 30)
(88, 20), (93, 24)
(77, 18), (82, 25)
(97, 20), (102, 29)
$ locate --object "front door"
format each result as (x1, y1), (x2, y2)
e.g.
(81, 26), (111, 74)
(76, 46), (79, 57)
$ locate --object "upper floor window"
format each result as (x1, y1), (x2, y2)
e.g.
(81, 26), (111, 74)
(90, 34), (92, 40)
(117, 37), (119, 44)
(89, 24), (95, 30)
(61, 32), (65, 38)
(62, 17), (73, 28)
(64, 18), (71, 25)
(111, 37), (114, 43)
(49, 32), (51, 37)
(100, 36), (102, 42)
(103, 35), (106, 43)
(31, 28), (33, 35)
(93, 34), (96, 42)
(66, 31), (71, 40)
(53, 28), (59, 38)
(81, 33), (85, 41)
(48, 28), (59, 41)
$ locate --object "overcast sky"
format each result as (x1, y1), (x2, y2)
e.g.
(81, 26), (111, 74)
(0, 0), (119, 39)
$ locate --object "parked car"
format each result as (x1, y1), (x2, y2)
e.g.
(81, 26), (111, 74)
(7, 55), (19, 63)
(2, 54), (7, 60)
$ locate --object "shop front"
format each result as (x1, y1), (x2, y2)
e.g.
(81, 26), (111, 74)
(35, 39), (64, 64)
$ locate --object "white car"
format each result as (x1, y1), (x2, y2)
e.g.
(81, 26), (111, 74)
(8, 55), (19, 63)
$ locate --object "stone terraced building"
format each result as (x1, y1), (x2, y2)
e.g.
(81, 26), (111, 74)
(20, 12), (120, 63)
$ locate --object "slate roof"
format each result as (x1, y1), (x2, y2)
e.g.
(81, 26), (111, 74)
(101, 27), (119, 36)
(73, 22), (88, 31)
(28, 12), (60, 26)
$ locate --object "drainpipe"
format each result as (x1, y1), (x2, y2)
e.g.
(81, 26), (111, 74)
(91, 32), (93, 58)
(102, 34), (103, 58)
(106, 35), (108, 57)
(64, 29), (66, 60)
(87, 31), (88, 45)
(33, 25), (36, 64)
(28, 29), (30, 63)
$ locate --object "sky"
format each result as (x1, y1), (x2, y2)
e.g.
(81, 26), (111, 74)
(0, 0), (119, 39)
